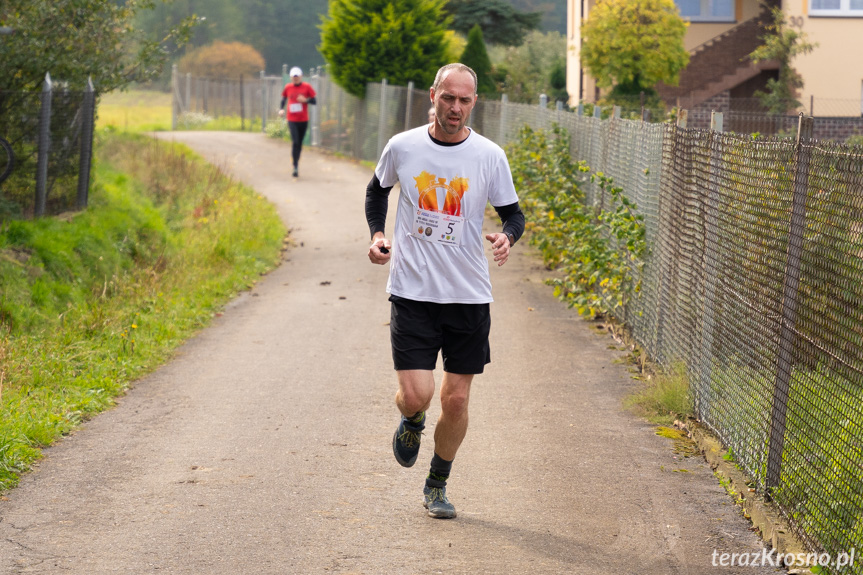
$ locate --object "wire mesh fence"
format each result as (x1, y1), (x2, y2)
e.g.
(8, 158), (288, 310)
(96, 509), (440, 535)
(313, 73), (863, 568)
(0, 78), (95, 220)
(170, 66), (286, 133)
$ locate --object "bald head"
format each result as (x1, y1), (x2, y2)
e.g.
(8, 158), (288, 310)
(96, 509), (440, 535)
(432, 63), (478, 95)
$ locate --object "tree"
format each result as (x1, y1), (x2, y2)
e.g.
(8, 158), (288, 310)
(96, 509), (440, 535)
(749, 5), (817, 115)
(0, 0), (197, 92)
(548, 56), (568, 104)
(132, 0), (329, 76)
(580, 0), (689, 100)
(488, 30), (565, 104)
(460, 25), (496, 97)
(319, 0), (450, 99)
(178, 41), (266, 78)
(238, 0), (329, 73)
(445, 0), (541, 47)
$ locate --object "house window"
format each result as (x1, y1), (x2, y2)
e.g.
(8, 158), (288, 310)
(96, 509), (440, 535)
(810, 0), (863, 15)
(675, 0), (734, 21)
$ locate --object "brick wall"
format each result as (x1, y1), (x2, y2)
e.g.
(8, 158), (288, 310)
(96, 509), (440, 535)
(681, 93), (863, 141)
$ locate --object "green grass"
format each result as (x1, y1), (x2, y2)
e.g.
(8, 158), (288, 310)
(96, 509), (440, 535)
(96, 89), (267, 133)
(97, 89), (172, 132)
(0, 130), (286, 491)
(624, 362), (693, 425)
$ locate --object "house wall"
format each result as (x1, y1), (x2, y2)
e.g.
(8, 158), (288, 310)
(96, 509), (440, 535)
(565, 0), (863, 115)
(567, 0), (763, 105)
(565, 0), (582, 106)
(783, 0), (863, 116)
(684, 0), (762, 50)
(567, 0), (598, 106)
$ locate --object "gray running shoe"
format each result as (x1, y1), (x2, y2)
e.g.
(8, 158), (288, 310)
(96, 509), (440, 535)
(392, 414), (424, 467)
(423, 485), (457, 519)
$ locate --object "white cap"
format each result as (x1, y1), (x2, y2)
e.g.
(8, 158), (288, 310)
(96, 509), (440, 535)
(289, 66), (303, 77)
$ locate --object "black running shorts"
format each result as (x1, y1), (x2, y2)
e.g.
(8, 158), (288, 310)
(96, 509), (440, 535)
(389, 295), (491, 374)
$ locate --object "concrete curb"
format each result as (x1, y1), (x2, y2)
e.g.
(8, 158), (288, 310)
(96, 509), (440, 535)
(688, 422), (809, 563)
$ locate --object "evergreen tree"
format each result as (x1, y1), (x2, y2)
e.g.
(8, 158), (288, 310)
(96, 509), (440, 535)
(445, 0), (541, 47)
(549, 56), (568, 104)
(320, 0), (450, 99)
(460, 25), (496, 97)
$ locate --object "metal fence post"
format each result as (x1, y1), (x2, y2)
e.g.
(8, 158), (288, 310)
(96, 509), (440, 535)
(539, 93), (548, 129)
(240, 74), (245, 131)
(405, 81), (414, 132)
(377, 79), (388, 159)
(185, 73), (191, 116)
(766, 114), (814, 496)
(171, 64), (178, 130)
(698, 111), (724, 408)
(336, 84), (344, 154)
(260, 71), (267, 133)
(498, 94), (508, 146)
(310, 70), (321, 146)
(76, 77), (95, 209)
(35, 73), (52, 217)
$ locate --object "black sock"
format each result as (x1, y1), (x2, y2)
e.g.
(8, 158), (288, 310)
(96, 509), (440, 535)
(426, 452), (452, 489)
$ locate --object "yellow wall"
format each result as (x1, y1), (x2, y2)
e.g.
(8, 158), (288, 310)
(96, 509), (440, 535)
(566, 0), (582, 106)
(783, 0), (863, 116)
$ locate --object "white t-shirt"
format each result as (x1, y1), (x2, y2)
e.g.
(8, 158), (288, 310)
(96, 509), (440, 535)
(375, 126), (519, 304)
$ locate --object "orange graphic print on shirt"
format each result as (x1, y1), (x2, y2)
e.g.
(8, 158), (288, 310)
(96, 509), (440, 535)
(414, 171), (469, 216)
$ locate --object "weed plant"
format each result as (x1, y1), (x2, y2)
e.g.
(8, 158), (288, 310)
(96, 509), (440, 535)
(625, 362), (692, 425)
(506, 124), (646, 319)
(0, 131), (285, 490)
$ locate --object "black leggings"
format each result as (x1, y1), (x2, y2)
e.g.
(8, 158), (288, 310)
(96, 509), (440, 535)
(288, 121), (308, 167)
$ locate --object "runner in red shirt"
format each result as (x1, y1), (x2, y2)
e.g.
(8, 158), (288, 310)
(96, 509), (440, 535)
(278, 67), (317, 178)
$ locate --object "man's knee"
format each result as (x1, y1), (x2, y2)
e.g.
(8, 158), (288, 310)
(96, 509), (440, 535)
(440, 388), (469, 417)
(396, 371), (435, 413)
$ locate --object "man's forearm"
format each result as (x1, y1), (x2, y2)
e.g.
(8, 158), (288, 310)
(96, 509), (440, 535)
(366, 174), (392, 238)
(494, 202), (525, 245)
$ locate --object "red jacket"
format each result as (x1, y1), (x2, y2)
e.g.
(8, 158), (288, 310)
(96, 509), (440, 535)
(281, 82), (316, 122)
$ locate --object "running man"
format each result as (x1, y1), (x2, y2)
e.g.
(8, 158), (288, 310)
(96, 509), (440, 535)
(278, 66), (316, 178)
(365, 63), (525, 519)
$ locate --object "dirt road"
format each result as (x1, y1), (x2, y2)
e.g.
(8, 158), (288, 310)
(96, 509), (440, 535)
(0, 132), (780, 574)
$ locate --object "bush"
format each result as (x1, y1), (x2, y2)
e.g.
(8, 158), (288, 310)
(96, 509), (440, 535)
(178, 41), (266, 79)
(506, 124), (646, 319)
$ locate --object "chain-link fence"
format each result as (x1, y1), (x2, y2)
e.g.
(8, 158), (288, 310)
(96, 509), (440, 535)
(313, 73), (863, 568)
(170, 65), (286, 133)
(0, 76), (96, 220)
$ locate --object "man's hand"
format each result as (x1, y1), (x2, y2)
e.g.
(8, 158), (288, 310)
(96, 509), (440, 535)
(368, 234), (391, 265)
(486, 232), (512, 267)
(297, 95), (309, 103)
(278, 109), (285, 117)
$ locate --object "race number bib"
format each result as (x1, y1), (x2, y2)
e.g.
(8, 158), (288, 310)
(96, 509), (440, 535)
(289, 102), (303, 113)
(411, 209), (464, 247)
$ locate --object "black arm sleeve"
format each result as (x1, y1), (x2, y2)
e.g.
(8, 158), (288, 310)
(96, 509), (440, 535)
(307, 96), (317, 105)
(365, 174), (393, 238)
(280, 97), (286, 109)
(493, 201), (526, 245)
